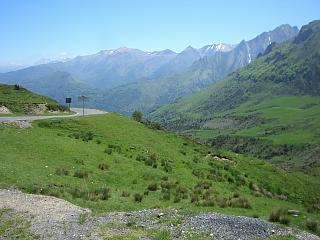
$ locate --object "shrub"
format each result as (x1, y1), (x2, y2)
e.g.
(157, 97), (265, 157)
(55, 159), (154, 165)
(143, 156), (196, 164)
(72, 131), (94, 142)
(136, 154), (147, 162)
(180, 150), (186, 155)
(195, 181), (212, 190)
(104, 148), (112, 155)
(145, 153), (157, 167)
(306, 220), (318, 232)
(121, 191), (130, 197)
(96, 139), (101, 144)
(132, 179), (138, 184)
(162, 192), (171, 201)
(202, 198), (215, 207)
(190, 193), (199, 203)
(126, 219), (136, 227)
(74, 170), (88, 178)
(107, 144), (121, 153)
(55, 167), (69, 176)
(269, 211), (281, 222)
(176, 186), (188, 199)
(132, 111), (143, 122)
(75, 159), (85, 165)
(70, 187), (111, 201)
(252, 214), (259, 218)
(98, 163), (109, 170)
(144, 190), (149, 196)
(173, 195), (181, 203)
(99, 187), (111, 200)
(161, 181), (173, 190)
(14, 84), (21, 90)
(147, 183), (158, 191)
(233, 192), (240, 198)
(279, 216), (290, 225)
(161, 176), (169, 181)
(229, 197), (252, 209)
(134, 193), (143, 202)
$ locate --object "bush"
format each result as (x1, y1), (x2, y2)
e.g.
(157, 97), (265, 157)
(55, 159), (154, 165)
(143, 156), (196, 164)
(162, 192), (171, 201)
(269, 211), (281, 222)
(98, 163), (109, 170)
(14, 84), (21, 90)
(190, 193), (199, 203)
(279, 216), (290, 225)
(55, 167), (69, 176)
(134, 193), (143, 202)
(70, 187), (111, 201)
(75, 159), (85, 165)
(72, 131), (94, 142)
(132, 179), (138, 184)
(233, 192), (240, 198)
(96, 139), (101, 144)
(306, 220), (318, 232)
(145, 153), (157, 167)
(229, 197), (252, 209)
(252, 214), (259, 218)
(107, 144), (121, 153)
(202, 198), (215, 207)
(161, 181), (173, 190)
(136, 154), (147, 162)
(104, 148), (112, 155)
(173, 195), (181, 203)
(269, 209), (288, 223)
(195, 181), (212, 190)
(161, 176), (169, 181)
(121, 191), (130, 197)
(99, 187), (111, 200)
(74, 170), (88, 178)
(176, 186), (189, 199)
(147, 183), (158, 191)
(132, 111), (143, 122)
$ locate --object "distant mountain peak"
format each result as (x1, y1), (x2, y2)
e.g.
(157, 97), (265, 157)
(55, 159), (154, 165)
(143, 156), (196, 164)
(184, 45), (196, 50)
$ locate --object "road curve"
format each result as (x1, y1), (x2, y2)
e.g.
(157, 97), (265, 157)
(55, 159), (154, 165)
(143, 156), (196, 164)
(0, 108), (107, 122)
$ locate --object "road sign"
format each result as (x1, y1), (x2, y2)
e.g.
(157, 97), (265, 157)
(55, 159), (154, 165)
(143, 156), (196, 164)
(66, 98), (72, 104)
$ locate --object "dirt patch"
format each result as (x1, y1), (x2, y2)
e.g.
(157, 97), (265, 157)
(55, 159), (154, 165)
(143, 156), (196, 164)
(0, 189), (91, 239)
(0, 121), (32, 128)
(0, 106), (12, 114)
(24, 103), (47, 114)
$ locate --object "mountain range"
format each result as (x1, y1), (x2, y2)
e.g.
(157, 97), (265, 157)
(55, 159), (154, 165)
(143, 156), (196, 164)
(0, 24), (298, 111)
(149, 20), (320, 173)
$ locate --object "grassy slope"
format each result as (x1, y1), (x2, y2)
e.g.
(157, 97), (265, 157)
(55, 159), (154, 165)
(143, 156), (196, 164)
(149, 20), (320, 172)
(0, 114), (319, 233)
(0, 84), (67, 115)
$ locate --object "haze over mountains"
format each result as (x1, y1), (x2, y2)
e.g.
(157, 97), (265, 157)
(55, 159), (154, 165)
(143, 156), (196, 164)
(0, 24), (298, 112)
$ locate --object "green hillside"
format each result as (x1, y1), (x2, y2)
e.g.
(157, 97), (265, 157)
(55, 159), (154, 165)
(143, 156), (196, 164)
(0, 83), (68, 115)
(0, 114), (319, 234)
(149, 20), (320, 173)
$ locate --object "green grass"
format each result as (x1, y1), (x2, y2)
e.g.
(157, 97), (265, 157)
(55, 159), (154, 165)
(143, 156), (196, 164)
(0, 113), (319, 234)
(0, 84), (68, 114)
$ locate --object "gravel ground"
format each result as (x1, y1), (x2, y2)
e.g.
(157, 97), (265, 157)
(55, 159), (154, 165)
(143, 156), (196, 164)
(0, 189), (319, 240)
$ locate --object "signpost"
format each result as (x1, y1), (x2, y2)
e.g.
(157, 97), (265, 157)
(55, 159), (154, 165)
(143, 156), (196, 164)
(65, 98), (72, 110)
(78, 95), (89, 116)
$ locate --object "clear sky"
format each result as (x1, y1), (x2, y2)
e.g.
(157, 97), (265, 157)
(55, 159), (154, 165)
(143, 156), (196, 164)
(0, 0), (319, 65)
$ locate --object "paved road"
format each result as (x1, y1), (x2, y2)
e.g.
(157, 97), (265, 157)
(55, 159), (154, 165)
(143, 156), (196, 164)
(0, 108), (107, 122)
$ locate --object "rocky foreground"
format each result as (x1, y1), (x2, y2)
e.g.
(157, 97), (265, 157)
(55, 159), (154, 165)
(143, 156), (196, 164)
(0, 189), (319, 240)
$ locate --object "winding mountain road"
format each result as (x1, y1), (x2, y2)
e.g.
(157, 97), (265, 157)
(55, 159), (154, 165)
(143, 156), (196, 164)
(0, 108), (107, 122)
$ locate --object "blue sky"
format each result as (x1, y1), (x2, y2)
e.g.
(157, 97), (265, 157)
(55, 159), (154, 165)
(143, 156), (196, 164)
(0, 0), (319, 64)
